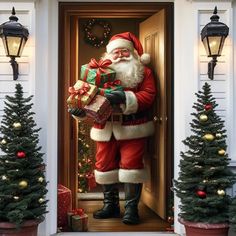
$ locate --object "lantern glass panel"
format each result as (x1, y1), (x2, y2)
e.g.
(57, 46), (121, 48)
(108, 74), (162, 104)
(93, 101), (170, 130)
(1, 36), (9, 56)
(202, 37), (210, 56)
(208, 36), (222, 57)
(6, 36), (22, 57)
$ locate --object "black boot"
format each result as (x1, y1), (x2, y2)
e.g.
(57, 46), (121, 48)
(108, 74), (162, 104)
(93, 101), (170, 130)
(93, 184), (120, 219)
(122, 183), (142, 225)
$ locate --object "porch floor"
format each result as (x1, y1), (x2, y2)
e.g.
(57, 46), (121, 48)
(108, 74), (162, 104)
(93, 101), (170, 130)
(77, 200), (172, 232)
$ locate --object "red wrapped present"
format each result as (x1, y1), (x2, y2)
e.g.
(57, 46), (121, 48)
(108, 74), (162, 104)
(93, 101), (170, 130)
(57, 184), (72, 228)
(86, 173), (97, 191)
(80, 58), (116, 87)
(67, 80), (98, 108)
(67, 209), (88, 232)
(84, 95), (112, 124)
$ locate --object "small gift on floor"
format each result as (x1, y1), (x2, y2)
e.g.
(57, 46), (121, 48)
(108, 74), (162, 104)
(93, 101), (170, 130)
(84, 95), (112, 124)
(67, 80), (98, 109)
(86, 173), (97, 191)
(80, 58), (116, 87)
(57, 184), (72, 229)
(67, 209), (88, 232)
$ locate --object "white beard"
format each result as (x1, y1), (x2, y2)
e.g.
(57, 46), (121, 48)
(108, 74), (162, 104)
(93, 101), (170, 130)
(103, 53), (144, 88)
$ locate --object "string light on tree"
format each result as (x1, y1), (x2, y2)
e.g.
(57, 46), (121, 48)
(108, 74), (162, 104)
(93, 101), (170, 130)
(38, 177), (44, 183)
(217, 189), (225, 196)
(0, 139), (7, 145)
(215, 133), (222, 138)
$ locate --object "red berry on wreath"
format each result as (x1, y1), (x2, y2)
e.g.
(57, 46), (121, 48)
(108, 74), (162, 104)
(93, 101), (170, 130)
(196, 190), (206, 198)
(204, 104), (212, 111)
(17, 151), (26, 158)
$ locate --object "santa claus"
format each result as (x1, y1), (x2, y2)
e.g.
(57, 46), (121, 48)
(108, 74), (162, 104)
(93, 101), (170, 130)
(69, 32), (156, 225)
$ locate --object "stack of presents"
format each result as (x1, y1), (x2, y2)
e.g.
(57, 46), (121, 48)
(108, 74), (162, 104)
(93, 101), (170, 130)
(58, 184), (88, 232)
(67, 58), (123, 123)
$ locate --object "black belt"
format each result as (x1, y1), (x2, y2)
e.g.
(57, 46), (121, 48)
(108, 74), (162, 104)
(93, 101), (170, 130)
(108, 112), (146, 122)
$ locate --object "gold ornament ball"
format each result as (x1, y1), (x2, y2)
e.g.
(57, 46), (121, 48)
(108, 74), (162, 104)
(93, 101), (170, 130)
(203, 134), (214, 141)
(38, 198), (45, 203)
(1, 139), (7, 145)
(218, 149), (226, 156)
(216, 133), (222, 138)
(1, 175), (7, 180)
(217, 189), (225, 196)
(38, 177), (44, 183)
(199, 114), (208, 122)
(19, 180), (28, 189)
(13, 122), (22, 130)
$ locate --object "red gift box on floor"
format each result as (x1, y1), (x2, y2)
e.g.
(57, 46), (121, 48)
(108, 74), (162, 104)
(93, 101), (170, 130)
(57, 184), (72, 228)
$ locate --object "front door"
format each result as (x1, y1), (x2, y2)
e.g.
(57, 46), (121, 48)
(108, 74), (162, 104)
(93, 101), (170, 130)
(58, 2), (173, 221)
(139, 9), (167, 219)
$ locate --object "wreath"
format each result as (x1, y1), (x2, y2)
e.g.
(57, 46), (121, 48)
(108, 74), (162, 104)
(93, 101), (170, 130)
(83, 19), (111, 48)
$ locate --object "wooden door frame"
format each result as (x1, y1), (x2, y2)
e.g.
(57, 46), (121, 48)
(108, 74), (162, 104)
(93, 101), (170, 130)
(58, 2), (174, 211)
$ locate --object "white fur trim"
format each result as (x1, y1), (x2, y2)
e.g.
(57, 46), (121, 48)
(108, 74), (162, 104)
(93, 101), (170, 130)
(94, 169), (119, 184)
(121, 91), (138, 115)
(140, 53), (151, 65)
(119, 169), (148, 183)
(90, 122), (112, 141)
(113, 121), (154, 140)
(106, 39), (134, 54)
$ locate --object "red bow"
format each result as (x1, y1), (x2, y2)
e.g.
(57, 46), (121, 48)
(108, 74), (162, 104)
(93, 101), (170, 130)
(103, 80), (121, 89)
(69, 208), (85, 216)
(68, 83), (90, 98)
(88, 58), (112, 85)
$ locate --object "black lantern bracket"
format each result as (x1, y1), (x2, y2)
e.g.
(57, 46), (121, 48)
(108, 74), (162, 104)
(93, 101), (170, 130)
(201, 6), (229, 80)
(0, 7), (29, 80)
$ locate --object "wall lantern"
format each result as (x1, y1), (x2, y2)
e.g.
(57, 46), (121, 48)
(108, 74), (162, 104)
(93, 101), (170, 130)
(0, 7), (29, 80)
(201, 6), (229, 80)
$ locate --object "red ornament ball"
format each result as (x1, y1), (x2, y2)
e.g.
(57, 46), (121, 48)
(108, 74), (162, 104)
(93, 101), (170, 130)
(204, 104), (212, 111)
(196, 190), (206, 198)
(17, 151), (26, 158)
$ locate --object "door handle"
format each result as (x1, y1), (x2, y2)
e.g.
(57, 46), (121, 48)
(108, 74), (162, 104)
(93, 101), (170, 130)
(153, 116), (162, 123)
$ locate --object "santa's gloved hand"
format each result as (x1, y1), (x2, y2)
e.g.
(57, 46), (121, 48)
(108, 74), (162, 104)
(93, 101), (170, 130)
(105, 91), (126, 105)
(68, 107), (86, 118)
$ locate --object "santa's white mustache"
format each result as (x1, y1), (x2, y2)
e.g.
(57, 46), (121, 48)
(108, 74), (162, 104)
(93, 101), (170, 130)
(111, 55), (133, 63)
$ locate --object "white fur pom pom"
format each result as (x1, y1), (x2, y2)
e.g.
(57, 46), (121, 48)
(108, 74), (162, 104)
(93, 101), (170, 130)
(140, 53), (151, 65)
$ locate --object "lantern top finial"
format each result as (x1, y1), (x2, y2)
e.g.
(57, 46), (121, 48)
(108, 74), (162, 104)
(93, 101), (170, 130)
(9, 7), (18, 22)
(210, 6), (219, 22)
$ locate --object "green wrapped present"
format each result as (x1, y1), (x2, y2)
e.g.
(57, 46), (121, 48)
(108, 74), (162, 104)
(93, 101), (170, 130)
(80, 58), (116, 87)
(67, 209), (88, 232)
(98, 79), (123, 95)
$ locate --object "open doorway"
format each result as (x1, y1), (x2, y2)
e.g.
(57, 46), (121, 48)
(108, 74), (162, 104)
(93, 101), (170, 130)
(58, 2), (174, 232)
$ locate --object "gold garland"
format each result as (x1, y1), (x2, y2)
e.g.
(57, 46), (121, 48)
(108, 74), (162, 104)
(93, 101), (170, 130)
(84, 19), (111, 48)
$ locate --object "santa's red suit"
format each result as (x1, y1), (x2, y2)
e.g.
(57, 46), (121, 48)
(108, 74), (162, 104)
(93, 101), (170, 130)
(92, 65), (156, 185)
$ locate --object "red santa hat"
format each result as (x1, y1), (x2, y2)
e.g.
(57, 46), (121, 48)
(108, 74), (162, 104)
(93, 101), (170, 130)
(106, 32), (150, 65)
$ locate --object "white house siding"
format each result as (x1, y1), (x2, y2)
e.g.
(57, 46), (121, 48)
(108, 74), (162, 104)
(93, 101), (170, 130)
(0, 0), (236, 236)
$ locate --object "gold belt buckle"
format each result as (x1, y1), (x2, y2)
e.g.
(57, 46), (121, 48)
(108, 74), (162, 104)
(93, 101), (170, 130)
(111, 113), (123, 123)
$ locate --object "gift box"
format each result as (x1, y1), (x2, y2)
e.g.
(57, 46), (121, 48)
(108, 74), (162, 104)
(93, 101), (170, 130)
(67, 80), (98, 109)
(80, 58), (116, 87)
(67, 209), (88, 232)
(98, 79), (123, 96)
(57, 184), (72, 228)
(86, 173), (97, 191)
(84, 95), (112, 124)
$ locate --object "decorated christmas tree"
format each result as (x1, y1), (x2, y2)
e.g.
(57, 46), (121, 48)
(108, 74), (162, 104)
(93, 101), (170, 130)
(175, 82), (235, 223)
(0, 83), (48, 226)
(78, 121), (96, 193)
(229, 196), (236, 231)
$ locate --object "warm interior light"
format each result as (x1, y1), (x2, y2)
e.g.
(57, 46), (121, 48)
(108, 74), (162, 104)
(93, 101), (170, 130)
(208, 36), (222, 56)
